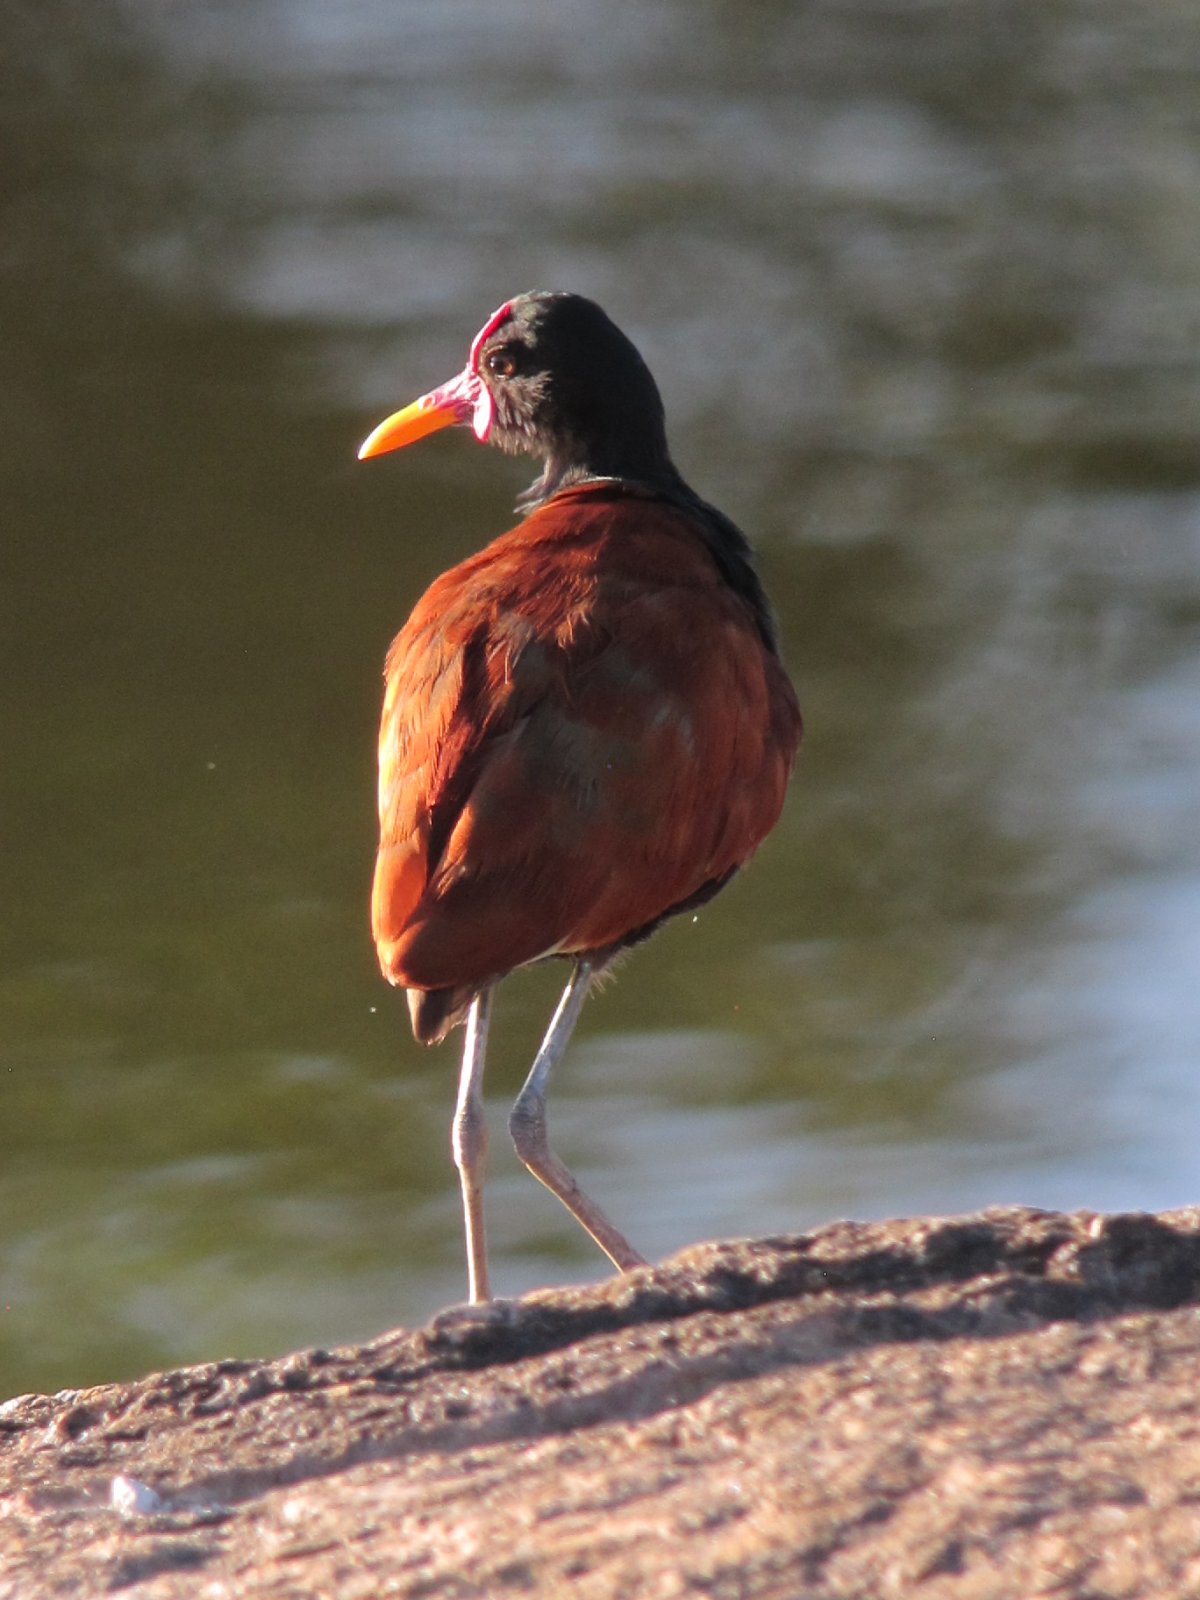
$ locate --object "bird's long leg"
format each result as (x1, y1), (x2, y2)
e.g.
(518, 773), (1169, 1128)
(452, 988), (495, 1303)
(509, 960), (648, 1273)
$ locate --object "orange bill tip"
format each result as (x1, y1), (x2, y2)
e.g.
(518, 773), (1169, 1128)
(357, 394), (459, 460)
(357, 363), (490, 460)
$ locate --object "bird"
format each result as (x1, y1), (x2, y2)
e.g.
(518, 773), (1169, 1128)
(357, 291), (802, 1303)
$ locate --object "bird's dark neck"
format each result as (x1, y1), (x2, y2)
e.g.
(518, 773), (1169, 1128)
(517, 453), (782, 656)
(515, 432), (670, 510)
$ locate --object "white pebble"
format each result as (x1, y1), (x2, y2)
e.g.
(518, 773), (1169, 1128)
(109, 1475), (165, 1516)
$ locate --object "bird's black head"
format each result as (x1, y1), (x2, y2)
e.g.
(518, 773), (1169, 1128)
(471, 291), (675, 501)
(358, 291), (679, 508)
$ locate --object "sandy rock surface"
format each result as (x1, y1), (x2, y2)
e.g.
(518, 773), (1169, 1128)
(4, 1205), (1200, 1597)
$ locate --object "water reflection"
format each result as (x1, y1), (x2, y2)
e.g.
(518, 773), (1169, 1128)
(2, 0), (1198, 1396)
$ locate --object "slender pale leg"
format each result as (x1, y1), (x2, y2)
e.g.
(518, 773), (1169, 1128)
(452, 989), (494, 1303)
(509, 960), (647, 1272)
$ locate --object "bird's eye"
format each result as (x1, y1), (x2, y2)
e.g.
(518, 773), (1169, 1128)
(485, 348), (518, 378)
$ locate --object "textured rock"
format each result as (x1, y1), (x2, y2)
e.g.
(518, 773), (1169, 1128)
(4, 1206), (1200, 1597)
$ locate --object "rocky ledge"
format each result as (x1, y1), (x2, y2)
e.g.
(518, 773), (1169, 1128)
(3, 1205), (1200, 1597)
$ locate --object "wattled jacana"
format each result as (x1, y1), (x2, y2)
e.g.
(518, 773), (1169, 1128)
(358, 291), (801, 1302)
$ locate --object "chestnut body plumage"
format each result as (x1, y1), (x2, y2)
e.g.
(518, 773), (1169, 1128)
(359, 292), (801, 1301)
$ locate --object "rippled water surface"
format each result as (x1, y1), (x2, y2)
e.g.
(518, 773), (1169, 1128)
(2, 0), (1199, 1395)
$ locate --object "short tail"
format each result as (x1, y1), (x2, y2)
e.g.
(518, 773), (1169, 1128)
(407, 984), (478, 1045)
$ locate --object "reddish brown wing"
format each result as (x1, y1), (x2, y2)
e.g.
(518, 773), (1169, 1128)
(372, 486), (801, 996)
